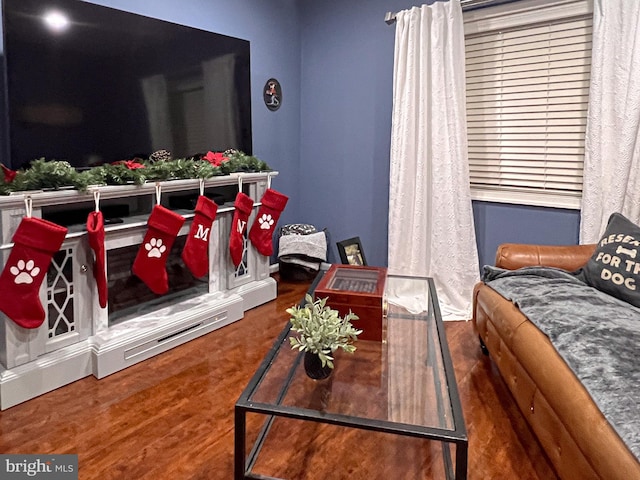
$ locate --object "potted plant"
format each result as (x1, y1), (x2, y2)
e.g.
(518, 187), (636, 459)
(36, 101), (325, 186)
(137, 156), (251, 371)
(287, 294), (362, 379)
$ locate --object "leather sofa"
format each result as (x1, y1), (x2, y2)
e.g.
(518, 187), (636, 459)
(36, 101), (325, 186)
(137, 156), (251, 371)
(472, 243), (640, 480)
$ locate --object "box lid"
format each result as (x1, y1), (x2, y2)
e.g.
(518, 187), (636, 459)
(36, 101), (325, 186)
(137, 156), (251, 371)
(315, 264), (387, 306)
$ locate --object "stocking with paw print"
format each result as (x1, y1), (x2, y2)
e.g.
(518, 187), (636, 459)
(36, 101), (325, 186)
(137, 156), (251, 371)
(0, 217), (68, 329)
(132, 205), (185, 294)
(249, 188), (289, 257)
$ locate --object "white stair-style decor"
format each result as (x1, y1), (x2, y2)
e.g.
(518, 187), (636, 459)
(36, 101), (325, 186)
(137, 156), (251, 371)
(0, 172), (277, 409)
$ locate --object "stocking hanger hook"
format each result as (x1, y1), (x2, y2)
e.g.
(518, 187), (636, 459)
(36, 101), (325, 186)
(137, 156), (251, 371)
(267, 172), (272, 190)
(199, 178), (205, 197)
(155, 182), (162, 205)
(93, 189), (101, 212)
(237, 174), (243, 193)
(24, 195), (33, 218)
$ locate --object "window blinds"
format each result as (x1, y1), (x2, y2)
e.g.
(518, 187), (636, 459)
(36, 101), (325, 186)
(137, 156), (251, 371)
(465, 12), (592, 207)
(460, 0), (522, 11)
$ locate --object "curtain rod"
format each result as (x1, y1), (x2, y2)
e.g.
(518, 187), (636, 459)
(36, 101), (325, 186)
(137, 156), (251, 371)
(384, 0), (522, 24)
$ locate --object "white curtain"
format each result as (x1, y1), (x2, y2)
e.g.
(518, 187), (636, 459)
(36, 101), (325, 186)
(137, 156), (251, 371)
(140, 74), (173, 153)
(580, 0), (640, 243)
(388, 1), (479, 320)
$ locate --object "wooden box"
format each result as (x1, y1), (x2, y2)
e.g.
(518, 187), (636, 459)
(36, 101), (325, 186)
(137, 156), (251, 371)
(314, 264), (387, 341)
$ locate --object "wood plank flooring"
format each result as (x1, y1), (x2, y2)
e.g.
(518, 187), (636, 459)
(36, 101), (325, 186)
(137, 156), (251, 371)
(0, 276), (557, 479)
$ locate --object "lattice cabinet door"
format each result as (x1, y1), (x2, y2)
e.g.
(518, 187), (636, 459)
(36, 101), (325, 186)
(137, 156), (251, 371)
(43, 239), (91, 354)
(224, 207), (257, 290)
(224, 181), (271, 290)
(0, 236), (91, 368)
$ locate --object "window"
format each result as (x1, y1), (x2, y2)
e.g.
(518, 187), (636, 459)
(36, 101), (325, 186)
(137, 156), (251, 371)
(464, 0), (593, 209)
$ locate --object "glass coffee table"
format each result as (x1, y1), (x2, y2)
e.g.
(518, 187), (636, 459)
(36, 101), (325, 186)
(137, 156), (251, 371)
(235, 271), (467, 479)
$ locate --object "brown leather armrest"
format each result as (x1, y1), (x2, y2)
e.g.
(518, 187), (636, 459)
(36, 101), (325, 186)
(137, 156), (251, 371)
(495, 243), (596, 271)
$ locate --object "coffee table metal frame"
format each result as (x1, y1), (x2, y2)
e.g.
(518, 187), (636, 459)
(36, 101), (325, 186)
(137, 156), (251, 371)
(235, 272), (468, 479)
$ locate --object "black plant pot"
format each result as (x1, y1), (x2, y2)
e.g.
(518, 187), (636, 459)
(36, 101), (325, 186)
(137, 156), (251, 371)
(303, 351), (333, 380)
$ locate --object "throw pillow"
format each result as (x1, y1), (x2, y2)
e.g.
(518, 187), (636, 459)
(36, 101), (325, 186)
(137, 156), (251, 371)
(577, 212), (640, 308)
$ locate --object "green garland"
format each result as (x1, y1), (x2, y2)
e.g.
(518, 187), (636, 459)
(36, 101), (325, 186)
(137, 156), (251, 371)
(0, 151), (270, 195)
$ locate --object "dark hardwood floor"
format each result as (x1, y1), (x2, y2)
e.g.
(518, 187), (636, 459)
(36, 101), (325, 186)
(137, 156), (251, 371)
(0, 276), (557, 479)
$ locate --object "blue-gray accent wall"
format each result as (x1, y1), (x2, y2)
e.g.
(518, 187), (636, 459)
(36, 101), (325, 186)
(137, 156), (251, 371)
(473, 202), (581, 269)
(1, 0), (583, 270)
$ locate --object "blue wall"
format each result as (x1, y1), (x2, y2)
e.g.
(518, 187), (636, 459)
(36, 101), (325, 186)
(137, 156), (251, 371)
(298, 0), (416, 266)
(1, 0), (583, 269)
(473, 202), (581, 269)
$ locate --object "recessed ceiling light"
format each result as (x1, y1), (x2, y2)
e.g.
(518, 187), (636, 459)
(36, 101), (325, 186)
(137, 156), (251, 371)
(43, 10), (70, 33)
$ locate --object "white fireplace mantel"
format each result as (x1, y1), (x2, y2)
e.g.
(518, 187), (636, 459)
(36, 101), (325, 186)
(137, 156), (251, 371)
(0, 172), (278, 409)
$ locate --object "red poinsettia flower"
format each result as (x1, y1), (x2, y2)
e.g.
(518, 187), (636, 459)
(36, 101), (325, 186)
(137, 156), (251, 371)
(202, 151), (229, 167)
(1, 164), (17, 183)
(112, 160), (145, 170)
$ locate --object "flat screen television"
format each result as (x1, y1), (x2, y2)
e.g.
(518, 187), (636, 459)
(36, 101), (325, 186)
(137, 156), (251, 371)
(0, 0), (252, 170)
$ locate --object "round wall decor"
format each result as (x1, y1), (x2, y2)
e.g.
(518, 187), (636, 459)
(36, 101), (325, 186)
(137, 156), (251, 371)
(263, 78), (282, 111)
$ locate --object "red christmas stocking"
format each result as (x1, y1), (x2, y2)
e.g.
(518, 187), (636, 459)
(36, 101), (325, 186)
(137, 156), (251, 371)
(249, 188), (289, 257)
(181, 196), (218, 278)
(0, 217), (68, 329)
(132, 205), (185, 294)
(87, 211), (108, 308)
(229, 192), (254, 267)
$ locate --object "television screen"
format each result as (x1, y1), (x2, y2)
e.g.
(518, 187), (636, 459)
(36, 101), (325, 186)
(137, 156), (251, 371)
(1, 0), (252, 169)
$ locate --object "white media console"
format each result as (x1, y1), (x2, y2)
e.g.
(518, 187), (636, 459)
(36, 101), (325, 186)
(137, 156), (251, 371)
(0, 172), (277, 409)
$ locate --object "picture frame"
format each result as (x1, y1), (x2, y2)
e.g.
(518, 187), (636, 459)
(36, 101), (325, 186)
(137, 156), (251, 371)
(336, 237), (367, 266)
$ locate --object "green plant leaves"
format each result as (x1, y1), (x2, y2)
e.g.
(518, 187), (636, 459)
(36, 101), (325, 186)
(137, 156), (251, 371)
(287, 295), (362, 369)
(0, 151), (271, 194)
